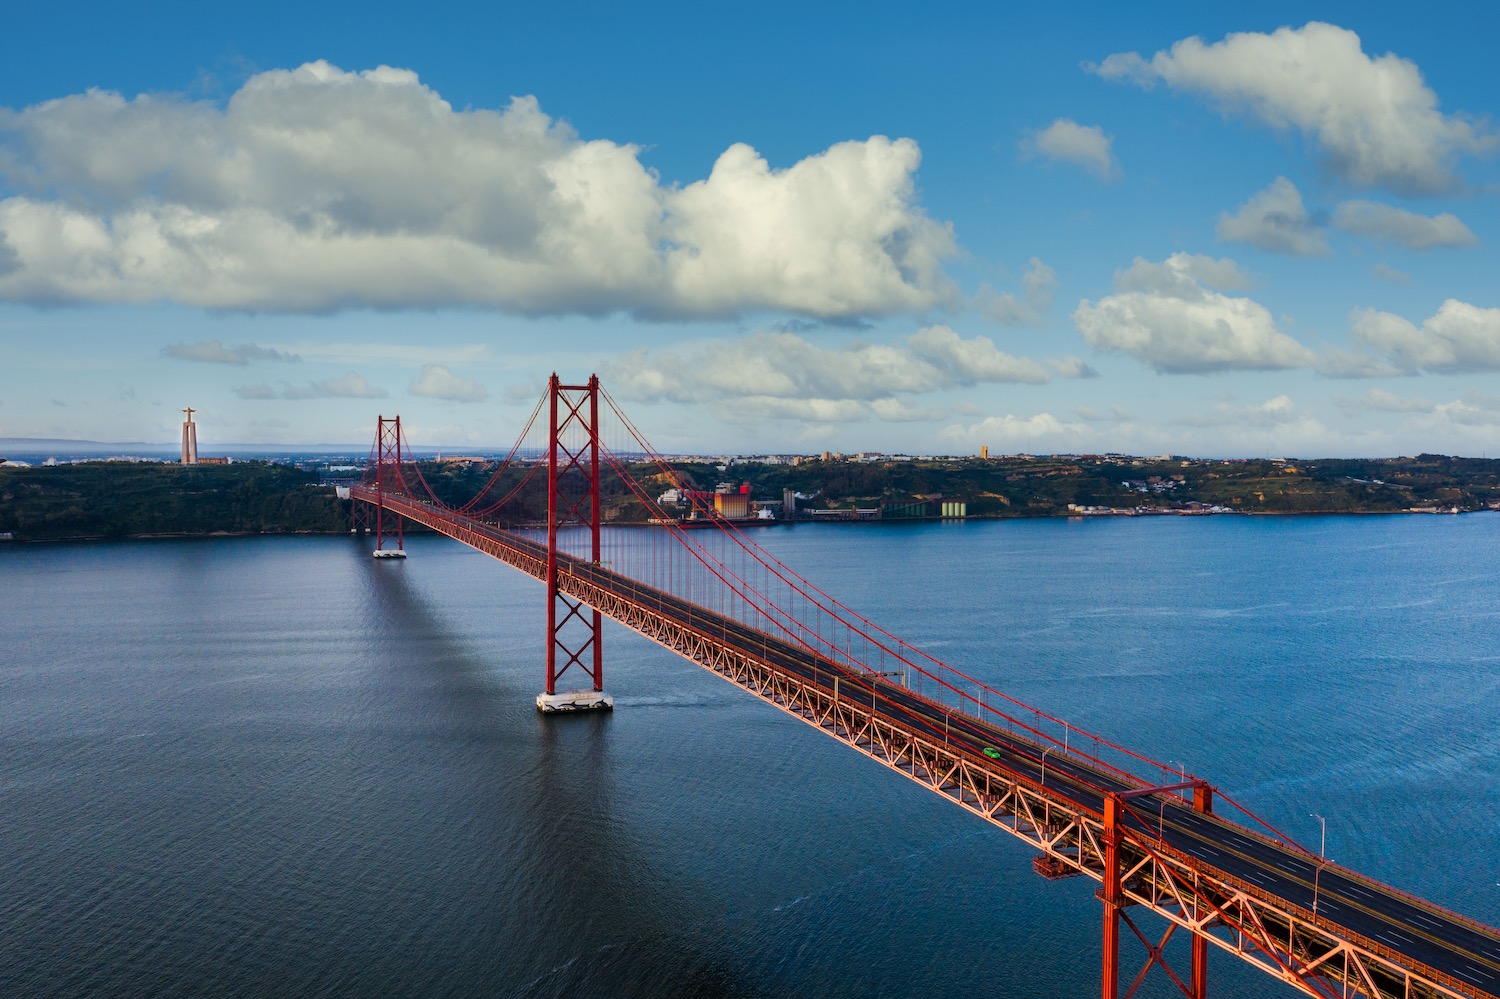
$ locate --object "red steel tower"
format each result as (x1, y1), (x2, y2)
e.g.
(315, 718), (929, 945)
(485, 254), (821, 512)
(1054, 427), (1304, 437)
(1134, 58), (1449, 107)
(536, 374), (612, 712)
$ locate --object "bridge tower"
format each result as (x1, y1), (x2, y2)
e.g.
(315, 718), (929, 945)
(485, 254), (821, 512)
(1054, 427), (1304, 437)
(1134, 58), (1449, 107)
(1100, 780), (1213, 999)
(371, 415), (407, 559)
(537, 373), (612, 713)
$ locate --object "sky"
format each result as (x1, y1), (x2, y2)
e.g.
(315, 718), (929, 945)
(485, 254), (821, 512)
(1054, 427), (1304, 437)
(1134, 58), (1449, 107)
(3, 1), (1500, 457)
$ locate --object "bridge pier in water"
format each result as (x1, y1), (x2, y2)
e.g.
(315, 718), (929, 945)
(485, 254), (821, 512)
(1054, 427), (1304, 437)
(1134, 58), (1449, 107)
(536, 373), (612, 714)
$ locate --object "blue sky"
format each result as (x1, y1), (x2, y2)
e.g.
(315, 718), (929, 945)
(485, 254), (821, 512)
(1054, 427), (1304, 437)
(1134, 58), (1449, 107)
(4, 2), (1500, 456)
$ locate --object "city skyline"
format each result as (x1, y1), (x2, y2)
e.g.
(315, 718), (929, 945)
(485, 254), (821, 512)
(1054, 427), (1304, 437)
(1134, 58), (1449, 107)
(4, 3), (1500, 457)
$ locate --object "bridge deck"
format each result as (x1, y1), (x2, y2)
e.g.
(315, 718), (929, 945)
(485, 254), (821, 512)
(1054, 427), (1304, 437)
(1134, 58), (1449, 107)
(353, 486), (1500, 999)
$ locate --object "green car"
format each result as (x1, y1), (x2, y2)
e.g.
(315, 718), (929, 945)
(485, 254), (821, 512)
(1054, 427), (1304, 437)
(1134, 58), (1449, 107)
(982, 747), (1003, 760)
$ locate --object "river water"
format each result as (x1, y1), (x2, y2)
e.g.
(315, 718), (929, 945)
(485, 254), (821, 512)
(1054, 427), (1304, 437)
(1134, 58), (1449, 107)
(1, 516), (1497, 998)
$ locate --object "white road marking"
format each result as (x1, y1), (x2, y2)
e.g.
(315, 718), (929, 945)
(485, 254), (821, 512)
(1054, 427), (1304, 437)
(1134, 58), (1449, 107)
(1462, 965), (1495, 981)
(1408, 913), (1442, 929)
(1344, 884), (1376, 899)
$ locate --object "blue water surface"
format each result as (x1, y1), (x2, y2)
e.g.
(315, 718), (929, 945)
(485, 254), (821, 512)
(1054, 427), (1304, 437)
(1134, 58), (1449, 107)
(1, 515), (1496, 998)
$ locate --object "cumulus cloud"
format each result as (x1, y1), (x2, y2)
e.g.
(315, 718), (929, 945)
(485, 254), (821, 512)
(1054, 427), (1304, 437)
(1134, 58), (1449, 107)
(975, 257), (1058, 326)
(1215, 177), (1329, 256)
(161, 339), (301, 364)
(606, 326), (1071, 424)
(939, 412), (1091, 451)
(1091, 22), (1493, 193)
(235, 371), (386, 399)
(1349, 300), (1500, 374)
(409, 363), (488, 402)
(0, 62), (957, 316)
(1331, 201), (1479, 250)
(907, 325), (1050, 384)
(1073, 253), (1316, 373)
(1021, 119), (1120, 180)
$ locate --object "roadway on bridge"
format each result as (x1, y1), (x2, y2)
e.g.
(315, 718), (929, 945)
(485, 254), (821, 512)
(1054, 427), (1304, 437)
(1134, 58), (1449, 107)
(363, 494), (1500, 998)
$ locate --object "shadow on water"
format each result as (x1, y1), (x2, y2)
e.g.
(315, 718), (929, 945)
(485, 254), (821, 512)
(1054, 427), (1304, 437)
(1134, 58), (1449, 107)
(357, 545), (758, 999)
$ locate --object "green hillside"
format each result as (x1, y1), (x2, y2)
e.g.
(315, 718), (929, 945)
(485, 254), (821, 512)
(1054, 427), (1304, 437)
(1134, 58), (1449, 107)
(0, 463), (346, 540)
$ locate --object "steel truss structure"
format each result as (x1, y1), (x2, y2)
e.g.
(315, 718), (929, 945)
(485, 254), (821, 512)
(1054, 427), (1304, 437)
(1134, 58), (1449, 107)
(355, 396), (1498, 999)
(371, 416), (404, 554)
(544, 375), (604, 697)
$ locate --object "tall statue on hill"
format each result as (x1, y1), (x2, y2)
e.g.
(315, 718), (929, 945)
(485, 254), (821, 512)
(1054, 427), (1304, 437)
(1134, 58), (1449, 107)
(181, 407), (198, 465)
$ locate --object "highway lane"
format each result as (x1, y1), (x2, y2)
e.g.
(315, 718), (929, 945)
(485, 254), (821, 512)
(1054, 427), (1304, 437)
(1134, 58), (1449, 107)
(363, 497), (1500, 997)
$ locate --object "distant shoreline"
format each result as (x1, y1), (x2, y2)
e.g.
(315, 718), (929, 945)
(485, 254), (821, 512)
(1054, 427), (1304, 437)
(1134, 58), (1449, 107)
(6, 506), (1491, 546)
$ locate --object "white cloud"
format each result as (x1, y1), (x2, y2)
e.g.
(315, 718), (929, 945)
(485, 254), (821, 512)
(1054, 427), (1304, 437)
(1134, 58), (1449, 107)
(1372, 263), (1411, 284)
(975, 257), (1058, 326)
(161, 339), (301, 364)
(1178, 394), (1303, 429)
(1435, 392), (1500, 427)
(1350, 300), (1500, 374)
(1092, 22), (1493, 193)
(1215, 177), (1329, 256)
(1046, 356), (1098, 379)
(1115, 253), (1252, 295)
(409, 363), (488, 402)
(868, 398), (947, 422)
(235, 371), (386, 399)
(907, 325), (1050, 385)
(1331, 201), (1478, 250)
(0, 62), (957, 317)
(606, 326), (1062, 424)
(1334, 388), (1434, 416)
(1314, 346), (1402, 380)
(733, 397), (871, 423)
(1073, 253), (1316, 373)
(939, 412), (1091, 451)
(1021, 119), (1120, 180)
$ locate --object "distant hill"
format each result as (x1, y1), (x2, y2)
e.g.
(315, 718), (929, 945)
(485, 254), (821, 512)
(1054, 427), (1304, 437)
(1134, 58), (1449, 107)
(0, 462), (347, 539)
(0, 437), (166, 450)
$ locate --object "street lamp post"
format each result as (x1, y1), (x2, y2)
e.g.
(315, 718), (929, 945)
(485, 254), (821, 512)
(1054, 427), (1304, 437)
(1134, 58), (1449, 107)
(1311, 813), (1327, 916)
(1040, 747), (1054, 788)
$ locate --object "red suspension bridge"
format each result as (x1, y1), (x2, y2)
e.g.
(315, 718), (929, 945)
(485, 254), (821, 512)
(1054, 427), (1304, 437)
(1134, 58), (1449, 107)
(351, 374), (1500, 999)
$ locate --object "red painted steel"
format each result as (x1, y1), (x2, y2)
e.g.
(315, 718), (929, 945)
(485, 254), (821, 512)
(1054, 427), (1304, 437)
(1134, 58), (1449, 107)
(373, 415), (403, 553)
(545, 374), (604, 695)
(353, 382), (1500, 999)
(1192, 787), (1213, 999)
(1103, 793), (1123, 999)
